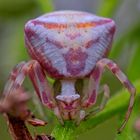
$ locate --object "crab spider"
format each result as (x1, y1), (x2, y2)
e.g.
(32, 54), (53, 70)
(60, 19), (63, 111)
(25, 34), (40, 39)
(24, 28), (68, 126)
(3, 10), (135, 133)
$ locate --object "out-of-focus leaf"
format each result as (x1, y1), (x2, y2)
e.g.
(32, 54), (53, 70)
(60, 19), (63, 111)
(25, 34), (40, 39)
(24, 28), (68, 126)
(109, 21), (140, 81)
(97, 0), (122, 17)
(0, 0), (36, 17)
(127, 41), (140, 81)
(0, 0), (54, 18)
(110, 22), (140, 59)
(115, 95), (140, 140)
(35, 0), (54, 12)
(5, 21), (28, 63)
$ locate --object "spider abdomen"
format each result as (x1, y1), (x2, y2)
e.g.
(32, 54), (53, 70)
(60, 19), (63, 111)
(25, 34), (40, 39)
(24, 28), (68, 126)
(25, 10), (115, 78)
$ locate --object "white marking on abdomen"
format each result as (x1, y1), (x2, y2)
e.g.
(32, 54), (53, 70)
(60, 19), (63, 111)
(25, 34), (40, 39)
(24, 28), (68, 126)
(43, 43), (67, 75)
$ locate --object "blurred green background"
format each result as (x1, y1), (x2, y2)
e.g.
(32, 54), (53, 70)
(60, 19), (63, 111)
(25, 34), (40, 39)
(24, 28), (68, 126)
(0, 0), (140, 140)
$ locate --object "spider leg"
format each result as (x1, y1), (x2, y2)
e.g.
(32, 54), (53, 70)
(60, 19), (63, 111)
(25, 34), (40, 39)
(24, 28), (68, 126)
(82, 60), (104, 108)
(3, 60), (63, 124)
(3, 62), (26, 96)
(99, 84), (110, 110)
(82, 58), (135, 133)
(84, 84), (110, 119)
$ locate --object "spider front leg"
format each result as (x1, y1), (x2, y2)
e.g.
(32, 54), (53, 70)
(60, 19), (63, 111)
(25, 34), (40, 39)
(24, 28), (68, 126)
(3, 60), (63, 124)
(76, 84), (110, 125)
(82, 58), (135, 133)
(85, 84), (110, 120)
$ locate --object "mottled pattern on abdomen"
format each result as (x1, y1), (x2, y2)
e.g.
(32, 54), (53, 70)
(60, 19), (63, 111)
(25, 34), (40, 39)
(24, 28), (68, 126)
(24, 10), (115, 78)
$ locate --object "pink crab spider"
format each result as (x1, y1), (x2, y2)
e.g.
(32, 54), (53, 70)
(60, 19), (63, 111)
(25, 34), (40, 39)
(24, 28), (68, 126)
(3, 10), (135, 133)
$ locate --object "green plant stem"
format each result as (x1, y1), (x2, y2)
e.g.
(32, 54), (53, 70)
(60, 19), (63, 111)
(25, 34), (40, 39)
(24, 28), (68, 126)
(51, 80), (140, 140)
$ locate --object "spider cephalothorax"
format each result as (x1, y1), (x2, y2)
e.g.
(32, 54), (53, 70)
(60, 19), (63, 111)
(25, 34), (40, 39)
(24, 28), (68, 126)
(3, 10), (135, 133)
